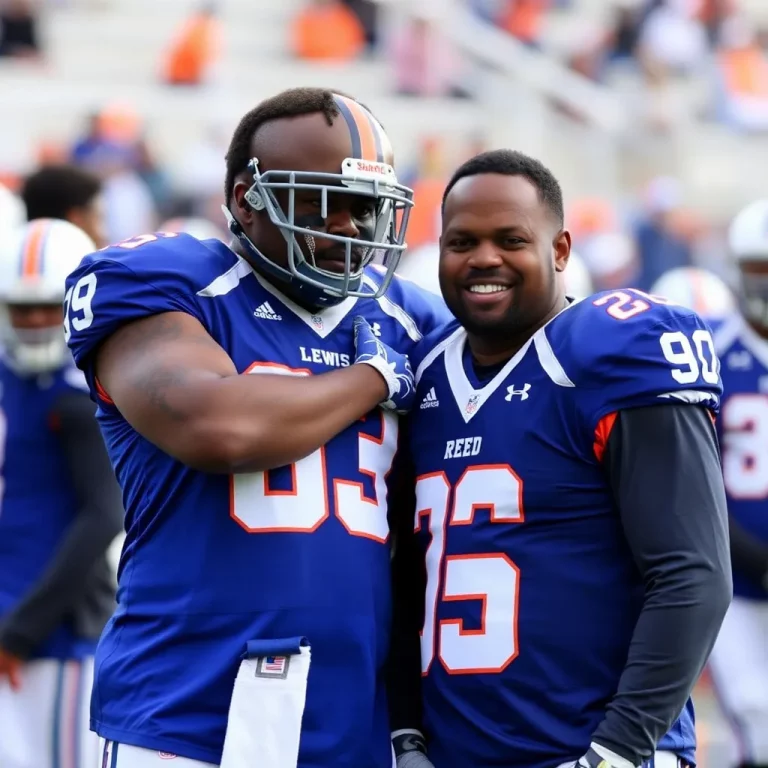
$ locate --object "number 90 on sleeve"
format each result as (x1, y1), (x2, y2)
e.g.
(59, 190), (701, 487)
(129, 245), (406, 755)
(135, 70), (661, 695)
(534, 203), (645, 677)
(63, 273), (97, 342)
(659, 329), (719, 385)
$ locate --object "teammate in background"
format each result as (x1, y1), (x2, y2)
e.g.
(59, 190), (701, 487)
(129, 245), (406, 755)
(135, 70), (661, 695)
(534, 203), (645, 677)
(708, 199), (768, 768)
(20, 165), (106, 248)
(0, 219), (124, 768)
(389, 150), (731, 768)
(650, 266), (736, 332)
(63, 87), (450, 768)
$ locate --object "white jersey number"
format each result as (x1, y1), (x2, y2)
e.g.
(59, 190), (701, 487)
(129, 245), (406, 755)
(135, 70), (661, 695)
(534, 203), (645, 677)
(722, 394), (768, 500)
(417, 465), (524, 674)
(660, 329), (719, 385)
(231, 364), (397, 542)
(63, 273), (97, 342)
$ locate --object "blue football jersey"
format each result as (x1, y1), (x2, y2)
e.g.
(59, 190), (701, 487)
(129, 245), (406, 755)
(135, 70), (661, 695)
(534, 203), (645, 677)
(63, 232), (451, 766)
(409, 289), (722, 768)
(714, 313), (768, 600)
(0, 359), (97, 660)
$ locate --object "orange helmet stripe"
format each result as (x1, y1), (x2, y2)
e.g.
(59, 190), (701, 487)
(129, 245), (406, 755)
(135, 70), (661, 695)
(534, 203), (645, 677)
(333, 94), (383, 162)
(20, 219), (50, 278)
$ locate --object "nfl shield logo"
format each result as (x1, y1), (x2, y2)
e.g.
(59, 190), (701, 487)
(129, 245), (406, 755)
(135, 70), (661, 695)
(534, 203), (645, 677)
(465, 395), (479, 415)
(311, 315), (324, 331)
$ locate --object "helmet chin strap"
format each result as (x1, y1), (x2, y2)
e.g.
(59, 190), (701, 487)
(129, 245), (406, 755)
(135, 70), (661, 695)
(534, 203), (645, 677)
(221, 206), (350, 310)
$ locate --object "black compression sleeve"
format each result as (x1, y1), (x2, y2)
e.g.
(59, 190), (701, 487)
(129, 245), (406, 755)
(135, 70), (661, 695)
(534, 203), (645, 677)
(591, 404), (732, 765)
(0, 390), (124, 658)
(387, 430), (425, 737)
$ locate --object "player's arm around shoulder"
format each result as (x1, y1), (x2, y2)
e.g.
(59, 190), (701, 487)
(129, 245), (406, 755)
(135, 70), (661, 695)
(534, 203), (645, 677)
(65, 239), (412, 474)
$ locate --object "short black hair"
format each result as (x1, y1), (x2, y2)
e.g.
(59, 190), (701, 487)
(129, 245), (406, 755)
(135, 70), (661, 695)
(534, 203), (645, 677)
(21, 164), (102, 221)
(224, 87), (375, 205)
(442, 149), (564, 227)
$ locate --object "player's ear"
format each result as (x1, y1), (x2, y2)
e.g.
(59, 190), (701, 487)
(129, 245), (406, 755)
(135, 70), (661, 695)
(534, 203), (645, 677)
(553, 229), (571, 274)
(232, 180), (255, 224)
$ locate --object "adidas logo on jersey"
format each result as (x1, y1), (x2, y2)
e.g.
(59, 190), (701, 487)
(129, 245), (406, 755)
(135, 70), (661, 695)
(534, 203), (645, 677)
(253, 301), (282, 321)
(420, 387), (439, 409)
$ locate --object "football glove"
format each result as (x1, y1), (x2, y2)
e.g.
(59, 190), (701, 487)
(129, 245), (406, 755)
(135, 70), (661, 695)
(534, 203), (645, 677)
(574, 744), (638, 768)
(353, 316), (415, 413)
(392, 729), (434, 768)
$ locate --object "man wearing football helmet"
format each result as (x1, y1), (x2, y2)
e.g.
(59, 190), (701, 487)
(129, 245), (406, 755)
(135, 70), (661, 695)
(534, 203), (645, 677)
(63, 87), (450, 767)
(0, 219), (124, 768)
(709, 199), (768, 768)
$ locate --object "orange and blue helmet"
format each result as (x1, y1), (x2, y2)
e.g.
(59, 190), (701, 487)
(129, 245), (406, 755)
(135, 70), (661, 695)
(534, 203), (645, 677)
(223, 94), (415, 308)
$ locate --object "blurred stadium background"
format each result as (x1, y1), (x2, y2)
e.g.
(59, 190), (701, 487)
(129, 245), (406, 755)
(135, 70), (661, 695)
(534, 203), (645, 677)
(1, 0), (761, 763)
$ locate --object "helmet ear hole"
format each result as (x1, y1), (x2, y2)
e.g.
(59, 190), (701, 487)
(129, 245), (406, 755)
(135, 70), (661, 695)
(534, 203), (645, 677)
(244, 189), (265, 212)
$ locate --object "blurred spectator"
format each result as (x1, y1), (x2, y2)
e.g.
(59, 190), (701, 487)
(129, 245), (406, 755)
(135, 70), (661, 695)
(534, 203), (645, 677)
(636, 0), (709, 78)
(498, 0), (552, 48)
(697, 0), (736, 45)
(402, 137), (446, 250)
(633, 176), (693, 289)
(71, 109), (141, 174)
(161, 2), (222, 87)
(0, 0), (40, 59)
(567, 197), (618, 243)
(70, 106), (171, 215)
(341, 0), (379, 50)
(20, 164), (107, 248)
(101, 164), (157, 245)
(580, 231), (640, 290)
(606, 1), (644, 64)
(713, 13), (768, 132)
(291, 0), (365, 62)
(390, 16), (464, 97)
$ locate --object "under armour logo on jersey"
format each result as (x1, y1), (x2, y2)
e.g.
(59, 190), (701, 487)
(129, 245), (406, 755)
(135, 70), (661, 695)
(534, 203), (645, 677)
(505, 383), (531, 401)
(253, 301), (282, 321)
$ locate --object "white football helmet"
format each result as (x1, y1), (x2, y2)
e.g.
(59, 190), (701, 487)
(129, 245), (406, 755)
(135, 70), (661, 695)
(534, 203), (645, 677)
(650, 267), (736, 322)
(728, 199), (768, 328)
(160, 216), (228, 243)
(563, 250), (594, 299)
(0, 219), (96, 374)
(0, 183), (26, 233)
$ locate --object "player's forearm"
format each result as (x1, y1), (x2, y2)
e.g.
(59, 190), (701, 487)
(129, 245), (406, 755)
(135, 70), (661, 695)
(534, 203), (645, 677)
(597, 405), (732, 765)
(146, 364), (389, 473)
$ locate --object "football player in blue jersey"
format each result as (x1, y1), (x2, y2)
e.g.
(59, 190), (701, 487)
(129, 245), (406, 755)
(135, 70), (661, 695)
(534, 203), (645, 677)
(0, 219), (124, 768)
(389, 149), (732, 768)
(707, 199), (768, 768)
(62, 87), (451, 768)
